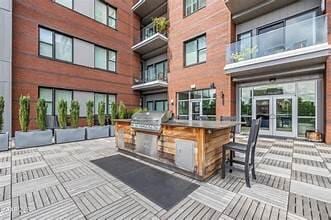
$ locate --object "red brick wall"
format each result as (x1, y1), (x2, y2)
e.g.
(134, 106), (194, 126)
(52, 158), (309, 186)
(167, 0), (234, 119)
(12, 0), (140, 133)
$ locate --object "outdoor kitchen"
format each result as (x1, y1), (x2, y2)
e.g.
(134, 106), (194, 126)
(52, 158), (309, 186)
(114, 112), (239, 180)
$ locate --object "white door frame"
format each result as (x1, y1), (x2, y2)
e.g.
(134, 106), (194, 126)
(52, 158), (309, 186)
(189, 100), (201, 120)
(253, 95), (297, 137)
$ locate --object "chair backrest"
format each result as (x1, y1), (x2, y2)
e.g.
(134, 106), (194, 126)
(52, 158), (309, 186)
(246, 118), (261, 162)
(220, 116), (236, 122)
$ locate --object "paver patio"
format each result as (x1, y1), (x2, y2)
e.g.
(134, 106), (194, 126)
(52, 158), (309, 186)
(0, 136), (330, 219)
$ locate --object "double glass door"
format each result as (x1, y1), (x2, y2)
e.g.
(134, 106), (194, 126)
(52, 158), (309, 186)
(253, 95), (296, 137)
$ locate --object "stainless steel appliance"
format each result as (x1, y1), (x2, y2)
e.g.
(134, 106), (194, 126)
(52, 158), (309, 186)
(131, 111), (171, 157)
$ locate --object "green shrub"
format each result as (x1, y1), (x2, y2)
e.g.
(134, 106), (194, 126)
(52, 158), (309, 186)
(36, 99), (47, 131)
(0, 96), (4, 133)
(118, 102), (127, 119)
(152, 17), (169, 34)
(110, 102), (117, 125)
(98, 101), (106, 126)
(19, 96), (30, 132)
(70, 101), (80, 128)
(58, 99), (67, 129)
(86, 100), (94, 127)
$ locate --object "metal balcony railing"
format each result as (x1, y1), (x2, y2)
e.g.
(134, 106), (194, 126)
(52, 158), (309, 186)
(133, 70), (168, 85)
(226, 15), (327, 64)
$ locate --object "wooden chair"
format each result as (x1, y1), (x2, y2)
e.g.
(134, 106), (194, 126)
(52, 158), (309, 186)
(221, 118), (261, 187)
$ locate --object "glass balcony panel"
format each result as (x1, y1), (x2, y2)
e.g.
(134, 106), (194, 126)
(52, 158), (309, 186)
(226, 15), (327, 64)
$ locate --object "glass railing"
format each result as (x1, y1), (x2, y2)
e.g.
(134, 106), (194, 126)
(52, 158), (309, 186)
(133, 70), (168, 85)
(226, 15), (327, 64)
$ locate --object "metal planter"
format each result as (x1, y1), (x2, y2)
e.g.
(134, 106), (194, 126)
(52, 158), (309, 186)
(110, 125), (115, 137)
(15, 130), (53, 149)
(86, 125), (110, 140)
(55, 127), (86, 144)
(0, 132), (9, 151)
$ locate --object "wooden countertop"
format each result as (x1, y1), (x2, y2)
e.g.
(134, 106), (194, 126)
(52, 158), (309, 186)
(162, 120), (241, 130)
(113, 119), (131, 122)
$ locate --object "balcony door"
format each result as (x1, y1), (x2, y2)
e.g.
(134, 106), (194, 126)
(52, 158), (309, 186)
(253, 95), (296, 137)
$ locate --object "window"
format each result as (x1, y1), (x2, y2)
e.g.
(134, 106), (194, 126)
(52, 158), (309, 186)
(39, 28), (73, 62)
(39, 87), (116, 117)
(177, 88), (215, 120)
(95, 93), (107, 115)
(147, 101), (154, 111)
(108, 6), (117, 29)
(95, 46), (107, 70)
(39, 28), (53, 58)
(55, 89), (73, 115)
(185, 0), (206, 16)
(55, 0), (73, 9)
(237, 31), (253, 59)
(144, 60), (168, 82)
(155, 100), (168, 112)
(55, 33), (73, 62)
(95, 46), (117, 72)
(39, 88), (53, 115)
(95, 0), (117, 29)
(108, 95), (116, 115)
(185, 35), (206, 66)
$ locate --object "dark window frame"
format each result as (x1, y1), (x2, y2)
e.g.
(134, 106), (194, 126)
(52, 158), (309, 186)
(155, 100), (168, 112)
(38, 27), (74, 64)
(94, 0), (118, 30)
(184, 34), (207, 67)
(146, 101), (154, 111)
(38, 86), (117, 117)
(184, 0), (206, 17)
(94, 45), (117, 72)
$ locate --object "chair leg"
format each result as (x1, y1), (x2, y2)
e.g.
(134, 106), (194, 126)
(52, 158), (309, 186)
(252, 162), (256, 180)
(221, 147), (226, 178)
(245, 163), (251, 187)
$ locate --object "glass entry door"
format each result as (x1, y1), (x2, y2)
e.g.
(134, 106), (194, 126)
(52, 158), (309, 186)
(190, 101), (201, 120)
(253, 96), (296, 137)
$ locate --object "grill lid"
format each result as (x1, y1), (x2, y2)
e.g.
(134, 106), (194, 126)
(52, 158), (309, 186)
(131, 111), (171, 132)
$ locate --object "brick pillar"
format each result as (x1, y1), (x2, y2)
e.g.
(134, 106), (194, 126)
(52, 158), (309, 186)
(325, 58), (331, 143)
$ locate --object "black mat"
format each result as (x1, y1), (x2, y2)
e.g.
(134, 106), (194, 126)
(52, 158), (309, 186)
(91, 154), (199, 210)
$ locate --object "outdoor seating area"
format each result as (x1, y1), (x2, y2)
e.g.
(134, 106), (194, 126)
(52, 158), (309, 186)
(0, 135), (329, 219)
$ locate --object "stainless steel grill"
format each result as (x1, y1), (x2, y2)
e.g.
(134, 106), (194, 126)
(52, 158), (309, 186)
(131, 111), (171, 133)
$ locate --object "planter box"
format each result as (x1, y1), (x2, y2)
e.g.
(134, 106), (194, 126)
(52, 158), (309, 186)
(110, 125), (115, 137)
(87, 125), (110, 140)
(15, 130), (53, 149)
(0, 133), (9, 151)
(55, 127), (86, 144)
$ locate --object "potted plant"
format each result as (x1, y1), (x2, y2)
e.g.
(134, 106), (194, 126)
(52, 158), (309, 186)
(86, 101), (110, 139)
(110, 102), (117, 137)
(152, 17), (169, 35)
(118, 101), (127, 119)
(0, 96), (8, 151)
(15, 97), (53, 148)
(55, 100), (86, 144)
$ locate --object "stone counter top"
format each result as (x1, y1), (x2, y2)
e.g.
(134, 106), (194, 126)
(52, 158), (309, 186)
(162, 120), (240, 130)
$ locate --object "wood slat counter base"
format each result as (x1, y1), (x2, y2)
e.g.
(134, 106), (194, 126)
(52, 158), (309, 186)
(115, 120), (235, 180)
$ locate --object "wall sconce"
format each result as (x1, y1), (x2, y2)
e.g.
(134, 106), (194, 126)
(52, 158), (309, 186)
(170, 99), (174, 106)
(221, 91), (225, 106)
(210, 83), (215, 89)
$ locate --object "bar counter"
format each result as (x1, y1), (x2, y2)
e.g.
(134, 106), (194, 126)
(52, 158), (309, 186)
(114, 119), (239, 180)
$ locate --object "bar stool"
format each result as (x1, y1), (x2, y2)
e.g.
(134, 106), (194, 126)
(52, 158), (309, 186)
(221, 118), (261, 187)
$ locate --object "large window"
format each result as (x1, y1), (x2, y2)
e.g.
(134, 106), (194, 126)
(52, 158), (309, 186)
(185, 35), (206, 66)
(177, 89), (216, 120)
(144, 60), (168, 82)
(185, 0), (206, 16)
(39, 28), (73, 62)
(55, 0), (73, 9)
(95, 0), (117, 29)
(39, 87), (116, 117)
(155, 100), (168, 112)
(95, 46), (117, 72)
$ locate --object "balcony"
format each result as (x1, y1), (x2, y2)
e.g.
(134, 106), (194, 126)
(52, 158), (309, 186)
(132, 0), (167, 25)
(224, 15), (329, 77)
(224, 0), (298, 23)
(132, 70), (168, 91)
(132, 23), (168, 59)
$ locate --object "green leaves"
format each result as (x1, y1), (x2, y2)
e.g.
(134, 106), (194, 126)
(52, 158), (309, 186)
(36, 99), (47, 131)
(58, 99), (67, 129)
(86, 100), (94, 127)
(19, 96), (30, 132)
(98, 101), (106, 126)
(70, 101), (80, 128)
